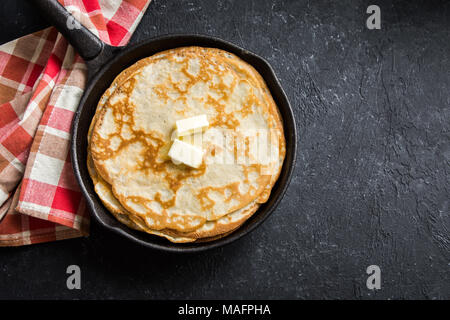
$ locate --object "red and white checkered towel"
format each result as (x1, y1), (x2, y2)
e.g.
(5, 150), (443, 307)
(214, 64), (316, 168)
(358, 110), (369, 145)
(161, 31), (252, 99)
(0, 0), (151, 246)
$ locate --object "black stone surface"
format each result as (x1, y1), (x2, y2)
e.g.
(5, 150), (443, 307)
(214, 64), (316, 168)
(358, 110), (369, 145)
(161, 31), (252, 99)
(0, 0), (449, 299)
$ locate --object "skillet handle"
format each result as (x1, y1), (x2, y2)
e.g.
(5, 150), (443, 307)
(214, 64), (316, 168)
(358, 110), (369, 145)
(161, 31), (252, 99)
(31, 0), (104, 61)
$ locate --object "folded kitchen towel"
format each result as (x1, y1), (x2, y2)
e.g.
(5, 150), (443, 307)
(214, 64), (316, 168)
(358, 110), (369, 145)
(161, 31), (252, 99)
(0, 0), (151, 246)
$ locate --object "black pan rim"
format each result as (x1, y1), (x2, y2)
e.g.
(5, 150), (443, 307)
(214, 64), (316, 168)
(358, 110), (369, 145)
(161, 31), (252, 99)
(71, 33), (297, 253)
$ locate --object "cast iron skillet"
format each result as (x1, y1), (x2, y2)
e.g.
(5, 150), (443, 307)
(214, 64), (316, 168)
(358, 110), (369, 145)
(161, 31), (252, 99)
(33, 0), (297, 252)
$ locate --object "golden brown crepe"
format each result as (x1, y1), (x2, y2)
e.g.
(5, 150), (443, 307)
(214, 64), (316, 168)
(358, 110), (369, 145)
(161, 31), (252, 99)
(87, 47), (285, 242)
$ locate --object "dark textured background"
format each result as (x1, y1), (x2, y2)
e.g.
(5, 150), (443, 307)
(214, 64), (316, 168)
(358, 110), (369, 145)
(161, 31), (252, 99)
(0, 0), (449, 299)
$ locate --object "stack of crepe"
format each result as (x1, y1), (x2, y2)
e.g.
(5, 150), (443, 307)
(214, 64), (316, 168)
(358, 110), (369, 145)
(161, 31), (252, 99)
(87, 47), (285, 243)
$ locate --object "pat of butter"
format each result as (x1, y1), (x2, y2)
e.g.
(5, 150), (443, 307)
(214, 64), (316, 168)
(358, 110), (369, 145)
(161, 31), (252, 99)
(175, 115), (208, 137)
(168, 139), (203, 168)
